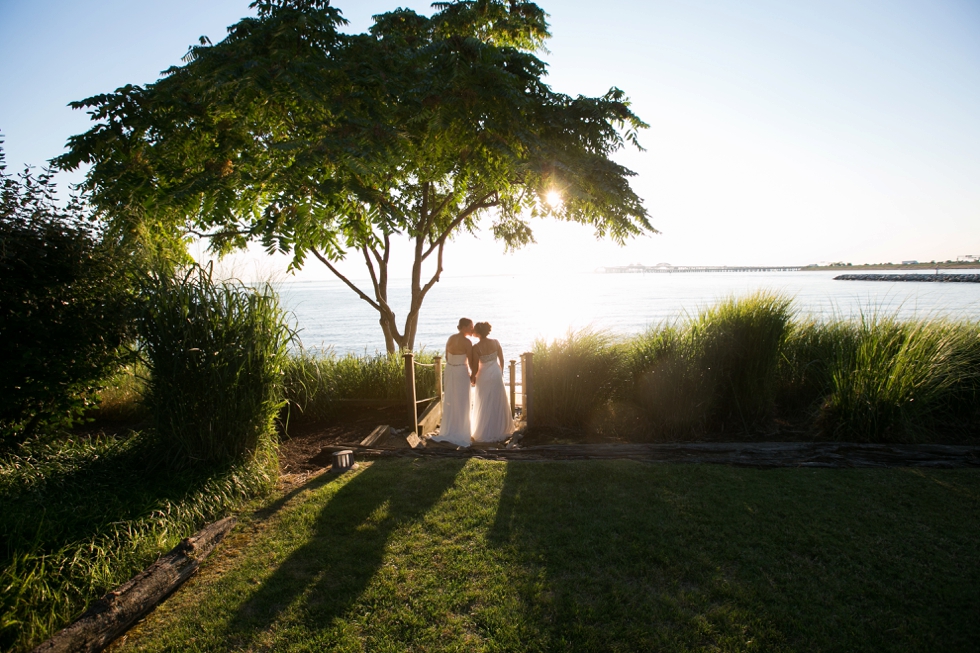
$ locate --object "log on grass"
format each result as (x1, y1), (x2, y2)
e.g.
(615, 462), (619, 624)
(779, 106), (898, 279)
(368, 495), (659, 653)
(33, 516), (237, 653)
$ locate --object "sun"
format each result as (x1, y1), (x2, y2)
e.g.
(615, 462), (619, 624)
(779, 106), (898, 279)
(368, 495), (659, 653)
(545, 190), (562, 208)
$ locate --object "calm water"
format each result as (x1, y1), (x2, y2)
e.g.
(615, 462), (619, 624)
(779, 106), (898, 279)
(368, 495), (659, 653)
(278, 271), (980, 358)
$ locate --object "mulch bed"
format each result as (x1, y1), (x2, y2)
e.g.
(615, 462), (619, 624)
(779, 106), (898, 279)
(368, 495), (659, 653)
(279, 410), (980, 470)
(279, 405), (413, 473)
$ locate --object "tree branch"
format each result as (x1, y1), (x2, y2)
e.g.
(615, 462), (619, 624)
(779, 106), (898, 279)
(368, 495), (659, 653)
(311, 248), (381, 312)
(420, 192), (499, 261)
(183, 227), (251, 240)
(419, 239), (445, 299)
(361, 245), (381, 298)
(429, 191), (456, 223)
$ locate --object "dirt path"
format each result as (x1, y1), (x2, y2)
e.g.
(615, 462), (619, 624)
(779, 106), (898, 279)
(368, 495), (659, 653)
(287, 428), (980, 469)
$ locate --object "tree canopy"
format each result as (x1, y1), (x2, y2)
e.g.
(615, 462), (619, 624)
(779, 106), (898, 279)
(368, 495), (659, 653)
(56, 0), (655, 352)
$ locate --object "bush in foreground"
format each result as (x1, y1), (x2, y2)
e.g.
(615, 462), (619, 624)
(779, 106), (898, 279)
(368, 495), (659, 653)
(0, 147), (132, 447)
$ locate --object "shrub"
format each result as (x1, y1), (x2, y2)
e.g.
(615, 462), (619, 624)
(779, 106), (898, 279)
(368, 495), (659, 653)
(138, 265), (293, 464)
(0, 147), (132, 446)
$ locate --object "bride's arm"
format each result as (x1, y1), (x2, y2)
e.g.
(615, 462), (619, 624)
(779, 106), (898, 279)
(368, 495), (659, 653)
(496, 340), (504, 369)
(468, 342), (478, 383)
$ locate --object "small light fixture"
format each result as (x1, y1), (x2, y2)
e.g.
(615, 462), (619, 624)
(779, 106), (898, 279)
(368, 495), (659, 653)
(331, 449), (356, 472)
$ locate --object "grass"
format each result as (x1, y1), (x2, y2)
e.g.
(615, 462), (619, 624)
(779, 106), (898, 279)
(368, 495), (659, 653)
(284, 350), (438, 425)
(115, 458), (979, 652)
(533, 292), (980, 443)
(0, 431), (277, 652)
(84, 363), (148, 424)
(88, 291), (980, 443)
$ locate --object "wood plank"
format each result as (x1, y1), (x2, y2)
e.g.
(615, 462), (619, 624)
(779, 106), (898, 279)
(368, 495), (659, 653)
(418, 399), (442, 437)
(360, 425), (391, 447)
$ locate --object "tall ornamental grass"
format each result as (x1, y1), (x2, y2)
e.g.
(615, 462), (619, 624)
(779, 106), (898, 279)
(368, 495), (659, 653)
(532, 330), (626, 432)
(818, 317), (980, 441)
(138, 266), (293, 464)
(530, 293), (980, 443)
(284, 350), (437, 424)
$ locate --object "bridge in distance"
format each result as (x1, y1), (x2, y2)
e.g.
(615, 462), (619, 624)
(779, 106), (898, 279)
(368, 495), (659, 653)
(598, 264), (804, 274)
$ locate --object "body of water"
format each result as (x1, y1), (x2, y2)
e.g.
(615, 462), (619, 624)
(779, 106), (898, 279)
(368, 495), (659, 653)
(278, 270), (980, 359)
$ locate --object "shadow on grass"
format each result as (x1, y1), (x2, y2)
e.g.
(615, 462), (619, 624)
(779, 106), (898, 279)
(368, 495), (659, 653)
(225, 457), (467, 646)
(1, 434), (223, 558)
(487, 462), (980, 652)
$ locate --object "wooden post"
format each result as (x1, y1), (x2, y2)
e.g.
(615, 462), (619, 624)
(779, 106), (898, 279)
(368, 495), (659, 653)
(509, 359), (517, 417)
(434, 355), (443, 400)
(522, 352), (534, 427)
(403, 352), (418, 435)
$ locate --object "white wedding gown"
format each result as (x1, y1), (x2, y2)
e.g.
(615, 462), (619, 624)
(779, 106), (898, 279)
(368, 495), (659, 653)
(472, 354), (513, 443)
(430, 353), (472, 447)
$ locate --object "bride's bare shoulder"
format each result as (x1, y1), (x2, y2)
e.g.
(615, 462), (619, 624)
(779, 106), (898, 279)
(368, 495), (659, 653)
(446, 333), (472, 354)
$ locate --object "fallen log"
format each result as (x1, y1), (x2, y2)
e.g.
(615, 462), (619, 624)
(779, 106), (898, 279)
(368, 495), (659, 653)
(32, 516), (237, 653)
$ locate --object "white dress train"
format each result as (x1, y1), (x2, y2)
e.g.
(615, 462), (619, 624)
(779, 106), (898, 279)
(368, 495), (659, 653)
(472, 354), (513, 443)
(430, 353), (472, 447)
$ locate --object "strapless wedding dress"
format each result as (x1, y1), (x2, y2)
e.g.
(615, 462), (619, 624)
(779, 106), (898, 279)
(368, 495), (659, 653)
(430, 353), (471, 447)
(472, 354), (513, 443)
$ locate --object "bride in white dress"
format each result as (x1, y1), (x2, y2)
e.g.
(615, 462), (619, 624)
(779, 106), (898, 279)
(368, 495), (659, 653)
(430, 318), (475, 447)
(470, 322), (513, 443)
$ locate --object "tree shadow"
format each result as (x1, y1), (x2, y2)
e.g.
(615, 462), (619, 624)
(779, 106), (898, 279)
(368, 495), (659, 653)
(225, 457), (467, 645)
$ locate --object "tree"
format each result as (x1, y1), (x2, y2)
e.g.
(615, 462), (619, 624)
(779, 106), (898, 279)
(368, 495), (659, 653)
(56, 0), (655, 353)
(0, 141), (132, 445)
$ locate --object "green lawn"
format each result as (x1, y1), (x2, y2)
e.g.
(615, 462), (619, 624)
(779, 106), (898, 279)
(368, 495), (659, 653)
(118, 459), (979, 652)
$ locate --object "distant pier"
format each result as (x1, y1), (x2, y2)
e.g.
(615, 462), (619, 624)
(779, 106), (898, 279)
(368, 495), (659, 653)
(597, 264), (803, 274)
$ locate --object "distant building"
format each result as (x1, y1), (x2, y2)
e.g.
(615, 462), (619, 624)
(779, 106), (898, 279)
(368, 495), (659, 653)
(901, 260), (918, 265)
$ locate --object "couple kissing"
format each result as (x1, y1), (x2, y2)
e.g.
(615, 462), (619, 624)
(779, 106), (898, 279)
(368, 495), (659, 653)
(430, 317), (514, 447)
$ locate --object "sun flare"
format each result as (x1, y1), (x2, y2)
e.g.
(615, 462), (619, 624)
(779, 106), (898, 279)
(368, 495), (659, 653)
(545, 190), (562, 208)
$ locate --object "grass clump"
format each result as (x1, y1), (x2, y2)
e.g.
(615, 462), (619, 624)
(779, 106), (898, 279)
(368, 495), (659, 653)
(532, 329), (626, 432)
(138, 265), (293, 464)
(284, 350), (438, 425)
(817, 316), (980, 441)
(0, 432), (276, 652)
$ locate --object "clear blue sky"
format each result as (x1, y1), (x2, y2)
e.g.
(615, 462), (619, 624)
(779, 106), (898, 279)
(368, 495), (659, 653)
(2, 0), (978, 276)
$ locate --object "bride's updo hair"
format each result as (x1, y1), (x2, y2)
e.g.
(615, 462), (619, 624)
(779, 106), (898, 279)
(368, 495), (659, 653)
(474, 322), (492, 337)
